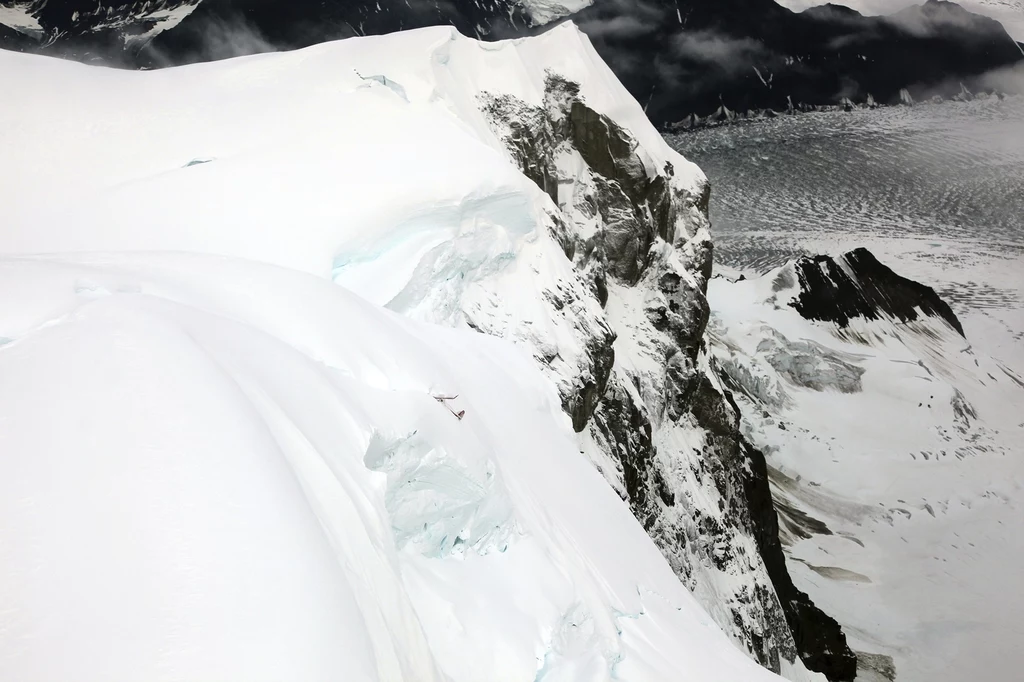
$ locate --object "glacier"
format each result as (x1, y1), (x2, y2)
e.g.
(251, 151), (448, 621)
(0, 21), (816, 682)
(709, 251), (1024, 682)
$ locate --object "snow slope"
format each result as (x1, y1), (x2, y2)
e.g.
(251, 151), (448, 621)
(0, 23), (784, 682)
(708, 255), (1024, 681)
(1, 21), (688, 286)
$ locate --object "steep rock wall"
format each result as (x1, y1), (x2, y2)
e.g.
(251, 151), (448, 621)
(481, 71), (856, 680)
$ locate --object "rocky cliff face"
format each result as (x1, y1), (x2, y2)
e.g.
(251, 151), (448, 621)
(480, 71), (855, 680)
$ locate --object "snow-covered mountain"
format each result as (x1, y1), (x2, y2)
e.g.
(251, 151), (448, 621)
(777, 0), (1024, 41)
(709, 249), (1024, 681)
(0, 0), (563, 48)
(0, 0), (202, 43)
(0, 20), (856, 682)
(4, 12), (1018, 682)
(2, 0), (1021, 125)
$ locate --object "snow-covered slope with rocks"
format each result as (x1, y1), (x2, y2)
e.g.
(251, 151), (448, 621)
(521, 0), (594, 25)
(0, 1), (42, 38)
(0, 0), (202, 44)
(0, 21), (846, 682)
(5, 0), (1020, 128)
(708, 250), (1024, 681)
(777, 0), (1024, 41)
(0, 0), (587, 48)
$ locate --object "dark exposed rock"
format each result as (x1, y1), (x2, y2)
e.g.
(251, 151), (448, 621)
(568, 101), (642, 195)
(671, 363), (855, 679)
(483, 76), (648, 266)
(565, 339), (615, 433)
(671, 366), (856, 675)
(739, 435), (859, 681)
(788, 247), (966, 337)
(591, 175), (650, 283)
(649, 269), (711, 362)
(689, 373), (739, 439)
(0, 0), (203, 55)
(604, 291), (857, 678)
(592, 376), (655, 520)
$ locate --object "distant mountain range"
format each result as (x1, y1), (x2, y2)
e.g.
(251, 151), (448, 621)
(776, 0), (1024, 41)
(2, 0), (1022, 126)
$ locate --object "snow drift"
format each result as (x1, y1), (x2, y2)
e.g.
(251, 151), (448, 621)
(0, 22), (800, 682)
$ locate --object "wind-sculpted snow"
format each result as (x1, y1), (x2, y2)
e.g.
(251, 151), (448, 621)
(0, 23), (805, 682)
(0, 254), (788, 682)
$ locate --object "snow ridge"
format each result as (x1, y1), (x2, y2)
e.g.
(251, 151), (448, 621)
(0, 22), (798, 682)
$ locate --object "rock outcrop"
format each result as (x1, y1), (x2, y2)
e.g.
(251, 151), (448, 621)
(783, 248), (966, 337)
(481, 71), (856, 680)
